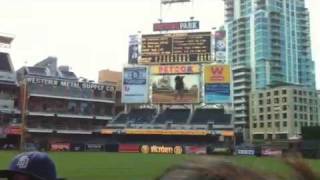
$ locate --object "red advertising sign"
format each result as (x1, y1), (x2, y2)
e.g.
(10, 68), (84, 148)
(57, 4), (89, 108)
(50, 143), (70, 151)
(5, 126), (22, 135)
(184, 146), (207, 155)
(118, 144), (140, 153)
(153, 21), (199, 31)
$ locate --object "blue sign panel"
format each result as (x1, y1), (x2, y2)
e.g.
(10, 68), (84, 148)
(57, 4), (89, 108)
(122, 67), (148, 103)
(205, 83), (230, 103)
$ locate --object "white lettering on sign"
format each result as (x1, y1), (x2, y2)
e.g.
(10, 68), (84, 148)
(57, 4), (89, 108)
(26, 77), (115, 92)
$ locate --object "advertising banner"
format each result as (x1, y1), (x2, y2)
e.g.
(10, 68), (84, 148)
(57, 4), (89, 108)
(151, 64), (200, 74)
(119, 144), (140, 153)
(122, 67), (148, 103)
(153, 21), (199, 31)
(4, 126), (22, 135)
(128, 35), (139, 64)
(235, 148), (255, 156)
(151, 74), (200, 104)
(184, 146), (207, 155)
(214, 31), (226, 62)
(70, 144), (85, 152)
(204, 65), (231, 104)
(125, 129), (209, 136)
(140, 145), (183, 155)
(261, 148), (282, 157)
(86, 144), (104, 152)
(50, 143), (70, 151)
(0, 127), (5, 138)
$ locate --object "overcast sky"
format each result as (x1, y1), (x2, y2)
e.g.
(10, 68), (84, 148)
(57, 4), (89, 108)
(0, 0), (319, 88)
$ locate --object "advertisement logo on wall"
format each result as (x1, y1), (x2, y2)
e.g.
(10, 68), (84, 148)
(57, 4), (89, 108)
(122, 66), (149, 104)
(204, 65), (231, 104)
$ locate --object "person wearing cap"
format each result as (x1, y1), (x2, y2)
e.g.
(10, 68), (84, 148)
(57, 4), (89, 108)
(0, 151), (63, 180)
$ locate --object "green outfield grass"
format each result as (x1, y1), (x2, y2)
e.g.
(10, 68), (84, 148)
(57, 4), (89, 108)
(0, 151), (320, 180)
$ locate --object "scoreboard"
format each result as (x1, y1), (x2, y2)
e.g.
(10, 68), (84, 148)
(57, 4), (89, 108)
(140, 32), (211, 64)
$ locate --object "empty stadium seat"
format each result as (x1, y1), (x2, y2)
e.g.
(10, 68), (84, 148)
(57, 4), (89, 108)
(191, 109), (231, 125)
(112, 113), (128, 124)
(112, 109), (156, 124)
(154, 109), (190, 124)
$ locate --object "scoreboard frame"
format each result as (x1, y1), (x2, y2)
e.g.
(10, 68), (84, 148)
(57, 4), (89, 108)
(140, 32), (212, 64)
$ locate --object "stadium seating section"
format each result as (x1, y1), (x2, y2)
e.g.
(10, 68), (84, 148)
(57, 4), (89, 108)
(113, 109), (156, 124)
(191, 108), (231, 125)
(154, 109), (190, 124)
(112, 108), (232, 126)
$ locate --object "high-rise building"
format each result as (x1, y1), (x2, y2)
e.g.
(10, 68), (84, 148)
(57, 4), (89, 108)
(223, 0), (316, 133)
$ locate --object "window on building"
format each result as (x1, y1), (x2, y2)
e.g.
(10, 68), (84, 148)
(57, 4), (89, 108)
(259, 115), (264, 121)
(275, 122), (280, 128)
(267, 114), (272, 120)
(310, 115), (313, 121)
(299, 98), (303, 103)
(304, 106), (307, 111)
(294, 113), (298, 119)
(267, 92), (271, 96)
(294, 97), (297, 102)
(293, 89), (297, 94)
(259, 108), (264, 113)
(282, 105), (287, 111)
(309, 99), (313, 104)
(308, 92), (313, 96)
(304, 114), (308, 120)
(283, 121), (287, 127)
(253, 123), (257, 128)
(294, 121), (298, 127)
(310, 107), (313, 112)
(260, 123), (264, 128)
(268, 122), (272, 128)
(299, 106), (303, 111)
(259, 93), (263, 98)
(267, 107), (271, 112)
(294, 105), (298, 111)
(253, 116), (257, 121)
(299, 91), (302, 95)
(303, 91), (307, 96)
(274, 98), (279, 104)
(259, 100), (263, 105)
(275, 114), (279, 119)
(282, 113), (287, 119)
(267, 99), (271, 104)
(282, 89), (287, 94)
(282, 97), (287, 103)
(274, 90), (279, 96)
(300, 114), (303, 119)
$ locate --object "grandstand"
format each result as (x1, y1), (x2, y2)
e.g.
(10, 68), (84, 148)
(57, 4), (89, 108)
(16, 57), (117, 150)
(0, 34), (20, 149)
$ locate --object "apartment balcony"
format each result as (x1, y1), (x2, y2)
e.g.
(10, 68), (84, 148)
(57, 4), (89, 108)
(233, 85), (251, 91)
(234, 105), (247, 111)
(234, 113), (248, 118)
(233, 91), (249, 97)
(233, 77), (251, 84)
(234, 98), (248, 104)
(233, 71), (251, 77)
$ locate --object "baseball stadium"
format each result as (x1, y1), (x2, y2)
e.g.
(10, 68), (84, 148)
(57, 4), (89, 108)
(1, 0), (320, 180)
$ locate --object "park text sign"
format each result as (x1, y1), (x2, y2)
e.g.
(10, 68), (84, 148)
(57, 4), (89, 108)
(153, 21), (199, 31)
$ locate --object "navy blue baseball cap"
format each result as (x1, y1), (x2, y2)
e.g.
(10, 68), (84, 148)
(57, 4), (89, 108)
(0, 152), (58, 180)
